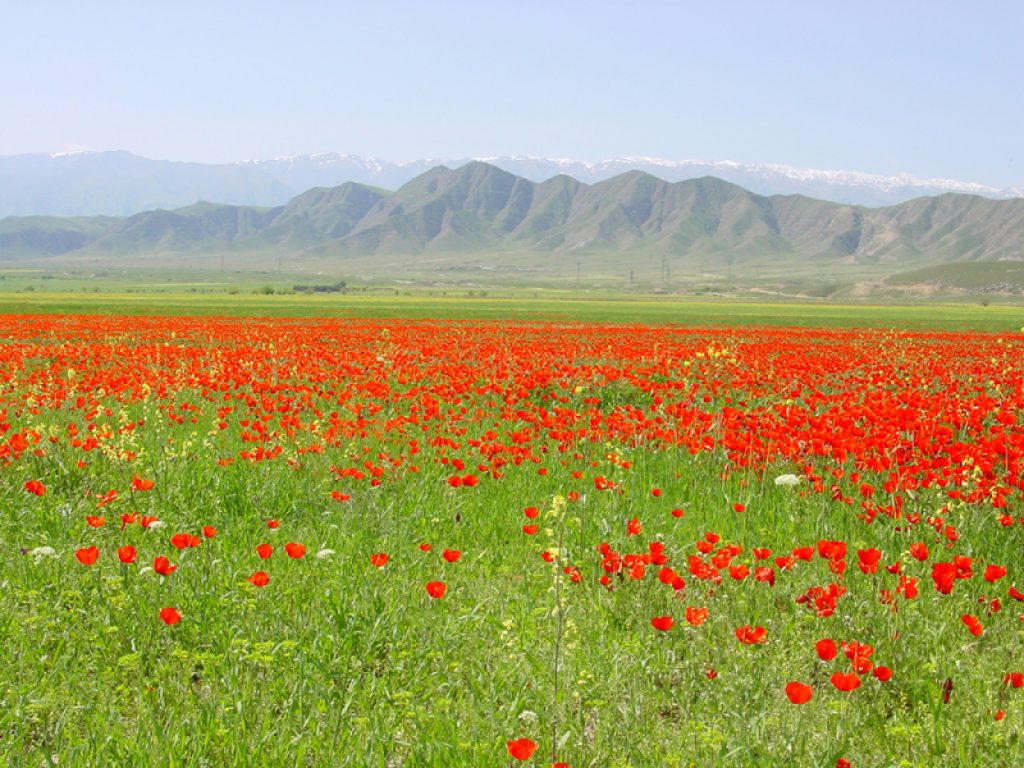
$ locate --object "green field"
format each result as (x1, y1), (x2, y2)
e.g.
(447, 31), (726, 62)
(1, 289), (1023, 331)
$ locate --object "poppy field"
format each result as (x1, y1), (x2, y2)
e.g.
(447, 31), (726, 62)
(1, 313), (1023, 766)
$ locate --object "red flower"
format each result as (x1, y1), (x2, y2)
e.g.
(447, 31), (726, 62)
(117, 545), (137, 564)
(816, 638), (837, 661)
(873, 666), (893, 682)
(425, 581), (447, 599)
(285, 542), (306, 559)
(626, 518), (642, 536)
(256, 543), (273, 559)
(685, 607), (709, 626)
(419, 543), (432, 552)
(248, 571), (270, 587)
(153, 556), (177, 576)
(131, 476), (154, 491)
(506, 738), (537, 761)
(735, 625), (767, 644)
(85, 515), (106, 528)
(651, 616), (674, 631)
(524, 506), (539, 519)
(523, 524), (539, 535)
(24, 479), (46, 496)
(75, 546), (99, 565)
(1004, 672), (1024, 689)
(932, 562), (956, 594)
(442, 548), (462, 563)
(984, 565), (1007, 583)
(733, 503), (746, 513)
(170, 532), (194, 550)
(159, 607), (181, 625)
(202, 526), (217, 538)
(370, 552), (389, 567)
(266, 519), (280, 529)
(831, 672), (861, 692)
(961, 614), (983, 636)
(909, 542), (928, 561)
(785, 681), (813, 704)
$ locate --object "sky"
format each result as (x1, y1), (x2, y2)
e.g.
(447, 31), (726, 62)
(3, 1), (1022, 187)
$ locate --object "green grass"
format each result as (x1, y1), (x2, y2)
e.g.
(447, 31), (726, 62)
(1, 317), (1023, 766)
(0, 289), (1022, 331)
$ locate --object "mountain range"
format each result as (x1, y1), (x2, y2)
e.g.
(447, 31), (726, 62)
(3, 162), (1024, 287)
(1, 150), (1022, 219)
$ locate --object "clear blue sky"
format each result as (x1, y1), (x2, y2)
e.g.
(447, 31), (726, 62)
(3, 1), (1021, 186)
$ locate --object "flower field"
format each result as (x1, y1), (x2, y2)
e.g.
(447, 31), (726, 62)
(2, 314), (1023, 766)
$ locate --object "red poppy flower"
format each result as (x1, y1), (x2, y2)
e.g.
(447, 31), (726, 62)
(117, 545), (137, 564)
(733, 503), (746, 513)
(202, 526), (217, 538)
(523, 524), (539, 535)
(153, 556), (177, 576)
(24, 479), (47, 496)
(909, 542), (928, 561)
(785, 681), (813, 704)
(932, 562), (956, 594)
(442, 549), (461, 563)
(984, 565), (1007, 583)
(285, 542), (306, 559)
(961, 614), (983, 636)
(831, 672), (861, 692)
(524, 506), (539, 519)
(170, 532), (194, 550)
(651, 616), (674, 631)
(370, 552), (389, 567)
(1004, 672), (1024, 689)
(131, 476), (154, 491)
(873, 666), (893, 682)
(671, 507), (685, 518)
(256, 543), (273, 559)
(248, 571), (270, 587)
(735, 625), (767, 644)
(626, 518), (642, 536)
(425, 581), (446, 599)
(685, 606), (709, 626)
(85, 515), (106, 528)
(75, 546), (99, 565)
(419, 543), (432, 552)
(140, 515), (159, 528)
(266, 519), (280, 529)
(159, 607), (181, 625)
(816, 638), (837, 661)
(506, 738), (537, 761)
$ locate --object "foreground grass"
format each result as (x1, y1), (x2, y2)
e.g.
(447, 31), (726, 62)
(1, 316), (1022, 766)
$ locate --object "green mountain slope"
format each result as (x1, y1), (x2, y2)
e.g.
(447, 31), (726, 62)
(2, 162), (1023, 281)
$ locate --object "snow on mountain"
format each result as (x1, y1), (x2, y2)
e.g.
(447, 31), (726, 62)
(0, 150), (1019, 217)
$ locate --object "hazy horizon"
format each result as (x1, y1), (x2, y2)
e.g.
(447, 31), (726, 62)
(3, 1), (1022, 188)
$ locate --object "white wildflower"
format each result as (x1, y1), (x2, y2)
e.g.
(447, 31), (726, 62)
(29, 546), (57, 561)
(774, 473), (801, 487)
(315, 548), (336, 559)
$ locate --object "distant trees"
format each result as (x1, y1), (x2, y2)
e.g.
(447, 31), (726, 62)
(292, 280), (347, 294)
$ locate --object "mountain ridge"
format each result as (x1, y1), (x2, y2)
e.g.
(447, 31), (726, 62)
(4, 163), (1024, 280)
(1, 150), (1021, 218)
